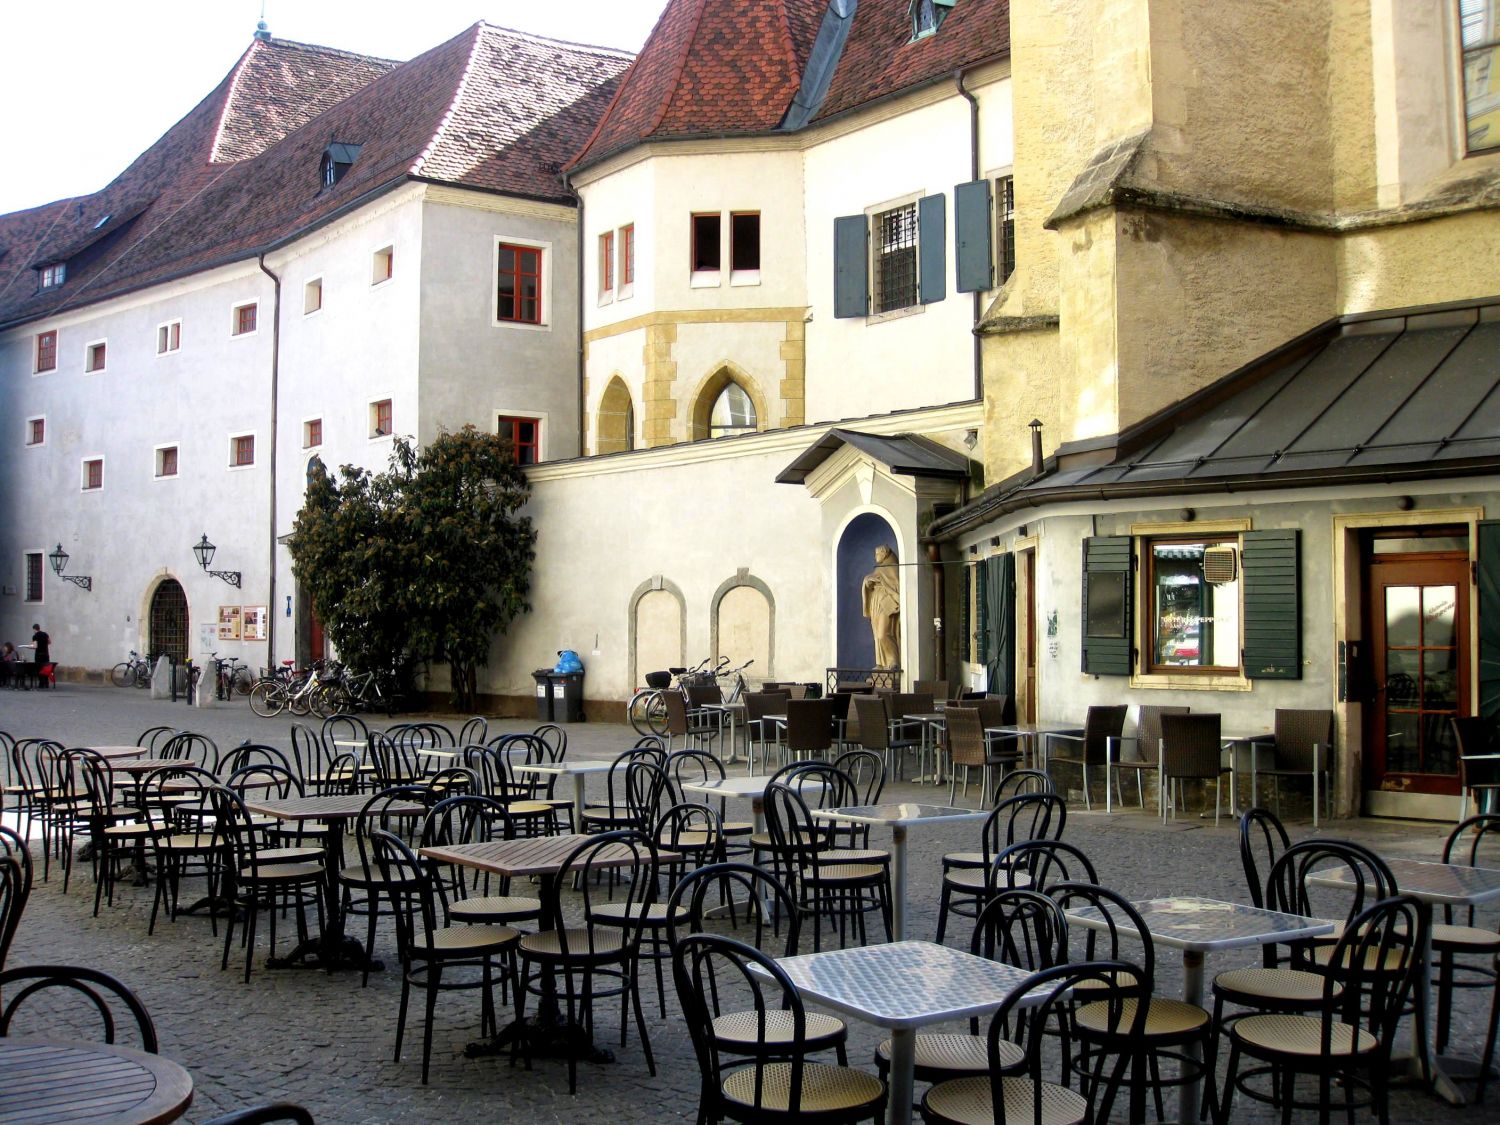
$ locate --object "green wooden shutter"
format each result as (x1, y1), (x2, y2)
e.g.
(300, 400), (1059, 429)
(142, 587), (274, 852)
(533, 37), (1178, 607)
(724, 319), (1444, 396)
(987, 552), (1015, 700)
(954, 179), (994, 293)
(833, 215), (868, 318)
(958, 562), (972, 664)
(1082, 536), (1134, 675)
(918, 193), (946, 305)
(1477, 521), (1500, 725)
(975, 556), (990, 664)
(1241, 529), (1301, 679)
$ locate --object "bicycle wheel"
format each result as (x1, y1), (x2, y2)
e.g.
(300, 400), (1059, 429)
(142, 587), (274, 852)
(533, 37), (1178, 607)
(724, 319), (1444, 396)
(249, 681), (286, 718)
(109, 662), (133, 688)
(133, 662), (153, 688)
(231, 666), (255, 696)
(309, 683), (339, 719)
(628, 690), (669, 736)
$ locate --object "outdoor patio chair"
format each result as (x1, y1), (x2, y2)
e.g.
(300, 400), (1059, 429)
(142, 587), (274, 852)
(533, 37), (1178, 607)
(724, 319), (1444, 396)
(744, 691), (790, 773)
(783, 697), (833, 765)
(1454, 716), (1500, 821)
(663, 687), (722, 752)
(991, 768), (1055, 801)
(1158, 712), (1230, 825)
(913, 678), (950, 702)
(1258, 708), (1335, 826)
(457, 715), (489, 745)
(1044, 704), (1127, 811)
(673, 932), (884, 1125)
(340, 785), (436, 986)
(1219, 894), (1426, 1124)
(0, 856), (30, 971)
(136, 725), (178, 752)
(1110, 705), (1187, 808)
(0, 964), (159, 1051)
(668, 748), (754, 855)
(419, 794), (541, 931)
(943, 705), (1019, 807)
(161, 730), (220, 771)
(373, 829), (520, 1084)
(935, 792), (1066, 943)
(852, 694), (921, 781)
(202, 1104), (316, 1125)
(1433, 815), (1500, 1057)
(140, 764), (222, 935)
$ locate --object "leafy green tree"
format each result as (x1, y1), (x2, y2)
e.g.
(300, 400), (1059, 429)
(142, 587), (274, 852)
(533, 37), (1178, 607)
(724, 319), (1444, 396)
(290, 425), (536, 710)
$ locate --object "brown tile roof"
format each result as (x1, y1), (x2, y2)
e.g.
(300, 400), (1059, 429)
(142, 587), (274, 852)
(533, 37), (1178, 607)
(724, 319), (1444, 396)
(0, 25), (628, 330)
(570, 0), (1009, 171)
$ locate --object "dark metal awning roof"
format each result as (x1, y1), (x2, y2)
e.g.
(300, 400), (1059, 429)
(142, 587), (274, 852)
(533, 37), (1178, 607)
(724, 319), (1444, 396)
(776, 428), (972, 485)
(931, 297), (1500, 539)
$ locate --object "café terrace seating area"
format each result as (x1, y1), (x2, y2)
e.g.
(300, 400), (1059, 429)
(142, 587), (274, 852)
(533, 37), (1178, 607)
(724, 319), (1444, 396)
(2, 693), (1498, 1125)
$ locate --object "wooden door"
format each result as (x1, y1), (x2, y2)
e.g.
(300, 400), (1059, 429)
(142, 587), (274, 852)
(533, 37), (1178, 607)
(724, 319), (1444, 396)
(1366, 553), (1469, 797)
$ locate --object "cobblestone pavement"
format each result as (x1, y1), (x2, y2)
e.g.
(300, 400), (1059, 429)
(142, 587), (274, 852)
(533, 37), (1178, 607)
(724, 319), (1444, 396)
(2, 686), (1495, 1122)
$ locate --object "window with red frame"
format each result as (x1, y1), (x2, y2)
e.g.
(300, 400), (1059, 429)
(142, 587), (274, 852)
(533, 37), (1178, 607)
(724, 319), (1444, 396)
(304, 418), (322, 448)
(691, 213), (721, 273)
(85, 341), (107, 372)
(156, 446), (178, 478)
(599, 230), (614, 296)
(234, 303), (258, 335)
(35, 331), (57, 373)
(83, 459), (103, 490)
(232, 435), (255, 466)
(371, 399), (392, 437)
(26, 418), (44, 446)
(496, 243), (542, 324)
(621, 224), (635, 287)
(497, 415), (540, 465)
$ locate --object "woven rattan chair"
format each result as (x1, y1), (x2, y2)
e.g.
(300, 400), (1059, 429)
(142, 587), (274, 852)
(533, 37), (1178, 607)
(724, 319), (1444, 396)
(674, 932), (885, 1124)
(853, 694), (923, 782)
(1158, 712), (1230, 825)
(1220, 894), (1426, 1124)
(1045, 705), (1127, 811)
(745, 691), (791, 774)
(784, 698), (833, 765)
(1258, 708), (1335, 826)
(921, 960), (1144, 1125)
(943, 706), (1019, 807)
(1110, 705), (1188, 808)
(914, 679), (950, 702)
(1454, 717), (1500, 822)
(373, 829), (520, 1084)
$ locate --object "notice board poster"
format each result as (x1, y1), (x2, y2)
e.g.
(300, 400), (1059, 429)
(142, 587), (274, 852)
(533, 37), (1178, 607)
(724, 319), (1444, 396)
(242, 605), (268, 641)
(217, 604), (243, 641)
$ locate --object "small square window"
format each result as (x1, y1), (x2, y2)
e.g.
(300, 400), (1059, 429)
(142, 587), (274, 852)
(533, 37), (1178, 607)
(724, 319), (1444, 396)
(304, 278), (323, 315)
(24, 552), (44, 603)
(691, 213), (722, 274)
(26, 418), (45, 446)
(372, 246), (394, 285)
(731, 212), (761, 273)
(155, 446), (179, 478)
(370, 399), (392, 438)
(85, 341), (107, 373)
(157, 321), (181, 354)
(304, 419), (322, 448)
(497, 415), (540, 465)
(82, 458), (104, 491)
(39, 263), (66, 290)
(233, 303), (258, 336)
(599, 230), (614, 297)
(620, 224), (635, 288)
(231, 434), (256, 467)
(35, 331), (57, 373)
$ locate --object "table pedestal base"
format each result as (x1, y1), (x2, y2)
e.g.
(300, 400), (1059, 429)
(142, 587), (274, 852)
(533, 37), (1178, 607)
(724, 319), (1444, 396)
(465, 1008), (615, 1064)
(267, 932), (384, 973)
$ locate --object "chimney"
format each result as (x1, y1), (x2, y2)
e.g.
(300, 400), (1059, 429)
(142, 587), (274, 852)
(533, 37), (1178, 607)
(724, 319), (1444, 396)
(1029, 419), (1044, 476)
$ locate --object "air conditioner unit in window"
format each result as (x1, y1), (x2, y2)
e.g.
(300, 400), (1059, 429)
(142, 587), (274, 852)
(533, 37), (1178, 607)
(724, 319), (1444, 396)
(1203, 545), (1238, 585)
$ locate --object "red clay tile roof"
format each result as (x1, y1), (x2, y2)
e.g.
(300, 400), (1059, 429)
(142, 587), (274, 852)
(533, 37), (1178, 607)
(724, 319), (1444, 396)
(570, 0), (1009, 171)
(0, 25), (628, 330)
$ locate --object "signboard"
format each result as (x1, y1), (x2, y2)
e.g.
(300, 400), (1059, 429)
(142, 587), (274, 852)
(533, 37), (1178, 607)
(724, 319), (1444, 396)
(242, 605), (268, 642)
(217, 604), (243, 641)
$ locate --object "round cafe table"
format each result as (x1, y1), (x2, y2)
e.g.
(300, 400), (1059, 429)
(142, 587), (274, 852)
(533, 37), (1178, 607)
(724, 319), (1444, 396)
(0, 1038), (194, 1124)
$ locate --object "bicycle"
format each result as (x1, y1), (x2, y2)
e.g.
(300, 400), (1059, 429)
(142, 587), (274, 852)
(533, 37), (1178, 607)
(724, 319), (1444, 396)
(627, 657), (753, 736)
(110, 650), (153, 689)
(325, 665), (399, 716)
(208, 652), (253, 701)
(248, 660), (312, 718)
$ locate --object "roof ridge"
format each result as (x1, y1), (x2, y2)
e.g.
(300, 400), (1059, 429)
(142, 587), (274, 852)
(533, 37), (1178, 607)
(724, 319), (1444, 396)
(472, 20), (636, 60)
(209, 40), (263, 164)
(257, 36), (401, 67)
(649, 0), (710, 137)
(409, 23), (486, 179)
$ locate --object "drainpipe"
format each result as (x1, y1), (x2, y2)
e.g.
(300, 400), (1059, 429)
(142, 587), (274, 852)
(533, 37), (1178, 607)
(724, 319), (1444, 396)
(565, 175), (587, 456)
(955, 67), (983, 401)
(258, 254), (282, 660)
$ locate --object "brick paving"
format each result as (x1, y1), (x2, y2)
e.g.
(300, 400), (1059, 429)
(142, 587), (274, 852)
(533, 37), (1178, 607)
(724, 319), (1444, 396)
(1, 685), (1495, 1122)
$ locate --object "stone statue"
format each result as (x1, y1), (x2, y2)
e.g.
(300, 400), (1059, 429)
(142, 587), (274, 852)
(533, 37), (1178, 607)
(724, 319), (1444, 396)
(861, 545), (901, 668)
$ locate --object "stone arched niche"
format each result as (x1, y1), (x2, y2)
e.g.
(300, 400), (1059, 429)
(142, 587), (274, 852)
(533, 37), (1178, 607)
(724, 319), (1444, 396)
(711, 570), (773, 679)
(629, 576), (685, 691)
(597, 375), (635, 455)
(836, 512), (899, 669)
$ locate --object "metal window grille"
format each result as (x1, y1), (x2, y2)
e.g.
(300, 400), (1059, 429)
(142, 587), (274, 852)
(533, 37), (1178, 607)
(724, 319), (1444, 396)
(996, 176), (1017, 284)
(873, 204), (918, 313)
(25, 553), (43, 602)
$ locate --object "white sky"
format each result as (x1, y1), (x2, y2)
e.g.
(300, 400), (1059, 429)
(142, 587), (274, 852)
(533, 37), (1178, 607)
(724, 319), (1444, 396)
(1, 1), (666, 216)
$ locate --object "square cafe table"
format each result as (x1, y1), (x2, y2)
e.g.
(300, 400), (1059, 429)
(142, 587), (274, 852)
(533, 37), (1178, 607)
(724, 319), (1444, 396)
(1065, 895), (1334, 1124)
(768, 940), (1037, 1125)
(812, 803), (988, 941)
(515, 759), (616, 826)
(1311, 857), (1500, 1104)
(679, 774), (824, 835)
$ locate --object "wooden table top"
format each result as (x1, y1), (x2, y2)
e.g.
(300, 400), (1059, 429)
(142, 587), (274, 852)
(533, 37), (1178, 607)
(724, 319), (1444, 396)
(0, 1038), (193, 1124)
(421, 833), (678, 877)
(103, 758), (183, 775)
(243, 794), (424, 822)
(85, 746), (148, 761)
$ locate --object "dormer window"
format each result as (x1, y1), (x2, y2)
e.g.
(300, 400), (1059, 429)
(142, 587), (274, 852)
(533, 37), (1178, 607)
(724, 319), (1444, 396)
(321, 142), (363, 189)
(911, 0), (955, 39)
(39, 263), (66, 290)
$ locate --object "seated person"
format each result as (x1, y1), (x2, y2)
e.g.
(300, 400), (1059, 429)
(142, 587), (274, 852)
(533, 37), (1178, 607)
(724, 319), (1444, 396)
(0, 641), (15, 687)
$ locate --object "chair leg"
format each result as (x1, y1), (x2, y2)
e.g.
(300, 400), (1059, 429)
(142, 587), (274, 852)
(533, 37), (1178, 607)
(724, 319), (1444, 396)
(422, 962), (439, 1084)
(1477, 967), (1500, 1103)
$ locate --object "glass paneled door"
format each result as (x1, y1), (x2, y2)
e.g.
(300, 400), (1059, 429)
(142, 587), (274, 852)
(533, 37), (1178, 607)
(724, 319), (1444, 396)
(1367, 550), (1470, 796)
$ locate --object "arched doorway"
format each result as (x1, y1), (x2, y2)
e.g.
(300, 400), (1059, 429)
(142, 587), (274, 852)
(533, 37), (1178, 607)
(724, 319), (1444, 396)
(836, 513), (899, 669)
(149, 579), (189, 662)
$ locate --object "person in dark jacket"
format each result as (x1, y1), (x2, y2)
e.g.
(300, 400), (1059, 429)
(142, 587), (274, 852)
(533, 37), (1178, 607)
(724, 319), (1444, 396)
(31, 624), (51, 688)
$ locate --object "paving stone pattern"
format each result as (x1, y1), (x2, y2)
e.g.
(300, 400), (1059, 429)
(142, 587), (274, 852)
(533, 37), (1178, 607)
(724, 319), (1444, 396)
(1, 686), (1493, 1122)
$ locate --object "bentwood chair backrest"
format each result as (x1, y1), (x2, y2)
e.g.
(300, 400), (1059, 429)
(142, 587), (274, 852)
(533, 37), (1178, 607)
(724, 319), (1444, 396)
(0, 856), (30, 970)
(1239, 807), (1291, 909)
(972, 887), (1070, 971)
(0, 964), (160, 1052)
(321, 713), (371, 754)
(990, 838), (1098, 893)
(531, 723), (568, 761)
(666, 861), (800, 954)
(136, 726), (178, 752)
(163, 731), (220, 772)
(979, 792), (1067, 867)
(1263, 838), (1397, 931)
(457, 716), (489, 746)
(833, 748), (886, 804)
(993, 769), (1055, 799)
